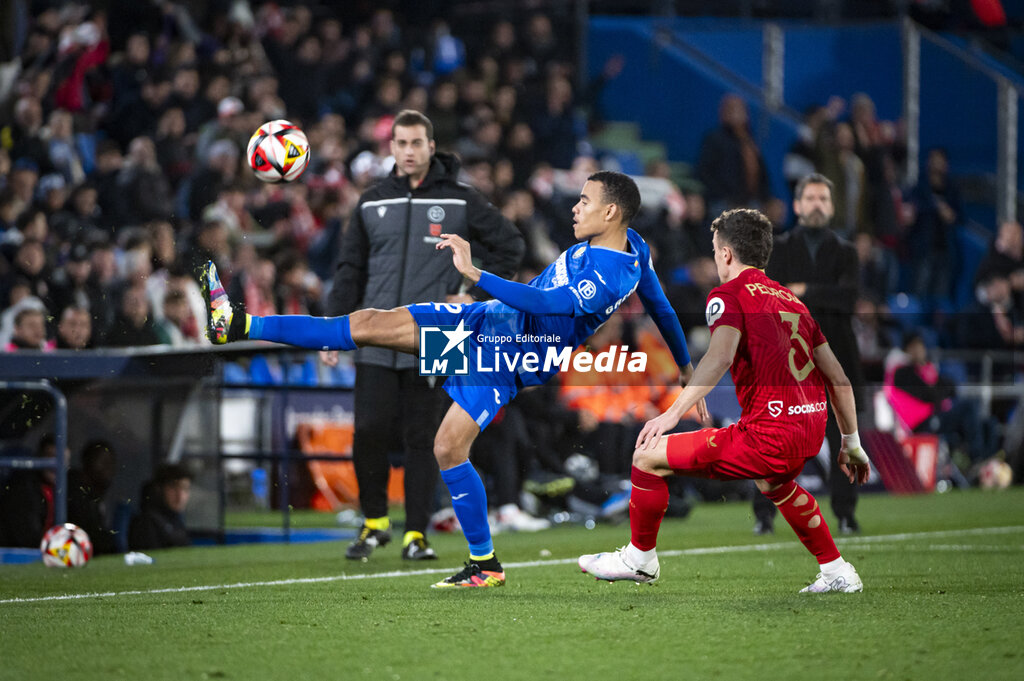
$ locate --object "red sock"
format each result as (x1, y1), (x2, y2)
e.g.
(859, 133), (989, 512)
(764, 481), (840, 564)
(629, 466), (669, 551)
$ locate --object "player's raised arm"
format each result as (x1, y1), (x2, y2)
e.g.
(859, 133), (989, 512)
(812, 341), (871, 484)
(437, 233), (587, 316)
(637, 325), (741, 450)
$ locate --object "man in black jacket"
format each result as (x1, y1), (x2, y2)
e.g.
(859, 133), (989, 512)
(128, 464), (192, 551)
(67, 440), (118, 555)
(322, 110), (524, 561)
(754, 173), (865, 534)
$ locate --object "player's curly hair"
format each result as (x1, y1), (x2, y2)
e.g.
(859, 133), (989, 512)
(588, 170), (641, 225)
(710, 208), (774, 268)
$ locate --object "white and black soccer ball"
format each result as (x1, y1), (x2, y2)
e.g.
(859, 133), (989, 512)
(40, 523), (93, 568)
(246, 119), (311, 183)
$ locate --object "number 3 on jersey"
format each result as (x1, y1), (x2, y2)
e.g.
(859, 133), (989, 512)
(779, 311), (815, 381)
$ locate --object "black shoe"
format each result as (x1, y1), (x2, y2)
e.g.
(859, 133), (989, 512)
(753, 519), (774, 535)
(345, 525), (391, 560)
(402, 537), (438, 560)
(838, 516), (860, 535)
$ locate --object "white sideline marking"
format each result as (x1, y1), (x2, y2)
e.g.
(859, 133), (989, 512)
(3, 525), (1022, 605)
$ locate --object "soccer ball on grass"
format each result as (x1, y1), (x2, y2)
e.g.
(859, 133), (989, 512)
(40, 522), (93, 568)
(978, 457), (1013, 490)
(247, 119), (311, 183)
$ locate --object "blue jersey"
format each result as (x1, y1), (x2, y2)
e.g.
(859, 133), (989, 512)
(407, 228), (688, 428)
(477, 228), (684, 385)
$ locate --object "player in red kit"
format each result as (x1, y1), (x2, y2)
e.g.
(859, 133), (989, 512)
(579, 208), (871, 593)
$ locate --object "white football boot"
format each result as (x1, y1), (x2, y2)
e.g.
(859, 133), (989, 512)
(799, 561), (864, 593)
(578, 546), (660, 584)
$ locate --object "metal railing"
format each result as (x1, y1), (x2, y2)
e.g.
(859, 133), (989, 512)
(0, 380), (69, 526)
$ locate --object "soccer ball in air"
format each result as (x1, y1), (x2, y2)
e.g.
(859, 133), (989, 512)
(40, 523), (93, 568)
(247, 120), (311, 183)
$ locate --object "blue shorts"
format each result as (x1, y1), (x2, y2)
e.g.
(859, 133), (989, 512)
(407, 301), (520, 430)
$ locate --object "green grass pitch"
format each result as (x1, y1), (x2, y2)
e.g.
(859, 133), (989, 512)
(2, 489), (1023, 681)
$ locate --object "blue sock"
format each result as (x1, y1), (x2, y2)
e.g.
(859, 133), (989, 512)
(248, 315), (356, 351)
(441, 461), (493, 558)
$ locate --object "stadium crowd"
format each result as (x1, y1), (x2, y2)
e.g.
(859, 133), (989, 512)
(0, 1), (1020, 548)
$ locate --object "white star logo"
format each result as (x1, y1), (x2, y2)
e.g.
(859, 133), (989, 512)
(440, 320), (473, 357)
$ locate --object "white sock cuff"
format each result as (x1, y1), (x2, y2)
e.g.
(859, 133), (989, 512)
(627, 543), (657, 566)
(819, 557), (846, 575)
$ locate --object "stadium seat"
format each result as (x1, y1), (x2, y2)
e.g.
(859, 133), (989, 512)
(887, 292), (925, 329)
(296, 423), (405, 511)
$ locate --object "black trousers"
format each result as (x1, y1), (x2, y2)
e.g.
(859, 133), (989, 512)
(353, 364), (444, 534)
(753, 410), (859, 524)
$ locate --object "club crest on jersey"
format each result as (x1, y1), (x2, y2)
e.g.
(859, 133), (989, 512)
(577, 279), (597, 299)
(706, 296), (725, 326)
(427, 205), (446, 222)
(377, 206), (387, 218)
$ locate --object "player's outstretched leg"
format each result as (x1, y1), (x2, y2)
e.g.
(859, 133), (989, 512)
(759, 480), (863, 593)
(201, 261), (417, 352)
(431, 404), (505, 588)
(579, 443), (669, 584)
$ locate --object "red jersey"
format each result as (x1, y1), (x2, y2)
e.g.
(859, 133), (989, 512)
(705, 267), (828, 458)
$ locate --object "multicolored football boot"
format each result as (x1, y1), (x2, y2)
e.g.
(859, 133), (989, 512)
(431, 560), (506, 588)
(201, 260), (246, 344)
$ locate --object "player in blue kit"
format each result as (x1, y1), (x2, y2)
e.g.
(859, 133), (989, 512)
(201, 170), (704, 588)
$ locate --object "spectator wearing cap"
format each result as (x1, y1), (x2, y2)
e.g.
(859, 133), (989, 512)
(56, 304), (93, 349)
(48, 242), (94, 315)
(128, 463), (193, 551)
